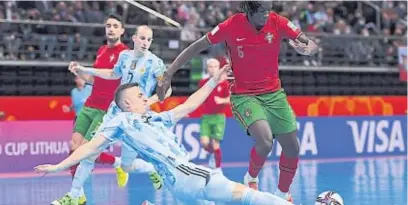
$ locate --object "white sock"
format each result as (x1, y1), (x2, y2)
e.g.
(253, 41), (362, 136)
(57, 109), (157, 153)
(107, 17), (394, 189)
(274, 188), (289, 200)
(130, 158), (156, 174)
(113, 157), (121, 168)
(68, 160), (94, 198)
(79, 187), (85, 197)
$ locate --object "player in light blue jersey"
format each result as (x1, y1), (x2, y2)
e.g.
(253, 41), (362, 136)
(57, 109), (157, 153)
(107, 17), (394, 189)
(35, 66), (293, 205)
(50, 25), (170, 205)
(70, 25), (172, 122)
(63, 76), (92, 120)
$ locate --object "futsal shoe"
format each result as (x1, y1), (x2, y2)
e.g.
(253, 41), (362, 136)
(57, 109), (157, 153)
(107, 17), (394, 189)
(78, 195), (86, 205)
(274, 189), (294, 204)
(116, 167), (129, 187)
(51, 194), (78, 205)
(149, 171), (163, 190)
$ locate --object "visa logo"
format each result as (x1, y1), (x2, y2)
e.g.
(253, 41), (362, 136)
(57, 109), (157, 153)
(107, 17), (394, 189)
(347, 120), (405, 154)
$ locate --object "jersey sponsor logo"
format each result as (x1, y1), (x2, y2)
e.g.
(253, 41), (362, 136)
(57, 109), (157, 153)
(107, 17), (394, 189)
(236, 37), (246, 42)
(210, 26), (220, 35)
(287, 21), (298, 32)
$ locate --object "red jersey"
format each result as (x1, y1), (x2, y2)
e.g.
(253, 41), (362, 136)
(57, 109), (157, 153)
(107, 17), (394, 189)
(199, 78), (230, 115)
(206, 12), (302, 95)
(85, 43), (128, 111)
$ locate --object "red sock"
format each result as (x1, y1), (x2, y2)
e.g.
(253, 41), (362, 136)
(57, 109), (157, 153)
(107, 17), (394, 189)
(214, 148), (222, 168)
(203, 144), (214, 153)
(248, 146), (267, 178)
(68, 150), (78, 178)
(95, 152), (116, 165)
(278, 152), (299, 193)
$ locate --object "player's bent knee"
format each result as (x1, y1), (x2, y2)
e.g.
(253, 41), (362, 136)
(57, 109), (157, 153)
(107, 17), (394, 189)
(276, 131), (300, 158)
(255, 138), (273, 156)
(200, 137), (210, 146)
(284, 144), (300, 158)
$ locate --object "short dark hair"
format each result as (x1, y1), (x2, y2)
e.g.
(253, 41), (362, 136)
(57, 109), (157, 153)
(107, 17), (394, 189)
(114, 83), (139, 110)
(104, 13), (125, 27)
(240, 1), (262, 16)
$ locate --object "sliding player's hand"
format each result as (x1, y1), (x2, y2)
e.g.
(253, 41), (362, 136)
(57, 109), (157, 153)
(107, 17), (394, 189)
(34, 164), (61, 174)
(157, 72), (172, 102)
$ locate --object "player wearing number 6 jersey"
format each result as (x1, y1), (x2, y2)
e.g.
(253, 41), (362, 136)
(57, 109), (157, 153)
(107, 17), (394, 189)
(35, 66), (294, 205)
(157, 2), (319, 203)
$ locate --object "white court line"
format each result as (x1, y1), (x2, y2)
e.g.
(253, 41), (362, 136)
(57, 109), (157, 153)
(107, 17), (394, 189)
(1, 155), (406, 179)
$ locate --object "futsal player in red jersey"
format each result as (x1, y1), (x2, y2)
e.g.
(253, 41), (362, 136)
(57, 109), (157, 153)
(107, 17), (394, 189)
(60, 14), (128, 205)
(198, 58), (230, 172)
(157, 2), (318, 203)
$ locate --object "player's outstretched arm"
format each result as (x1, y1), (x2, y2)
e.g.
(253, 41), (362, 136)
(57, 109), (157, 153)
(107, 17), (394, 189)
(78, 67), (120, 80)
(34, 135), (109, 173)
(77, 73), (94, 84)
(157, 36), (211, 101)
(68, 62), (120, 80)
(171, 65), (228, 121)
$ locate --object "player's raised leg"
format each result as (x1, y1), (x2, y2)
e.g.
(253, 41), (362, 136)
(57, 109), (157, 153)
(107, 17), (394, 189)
(274, 131), (299, 203)
(230, 95), (273, 190)
(82, 111), (128, 187)
(263, 89), (299, 203)
(67, 107), (96, 204)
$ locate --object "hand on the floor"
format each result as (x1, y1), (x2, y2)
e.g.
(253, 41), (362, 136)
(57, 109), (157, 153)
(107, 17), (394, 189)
(34, 164), (60, 174)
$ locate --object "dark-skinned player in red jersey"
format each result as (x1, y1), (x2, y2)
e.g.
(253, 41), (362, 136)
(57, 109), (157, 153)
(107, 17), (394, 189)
(157, 2), (318, 204)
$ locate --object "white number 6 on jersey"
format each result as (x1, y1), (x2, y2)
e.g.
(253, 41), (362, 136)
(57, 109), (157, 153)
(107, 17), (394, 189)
(237, 46), (244, 58)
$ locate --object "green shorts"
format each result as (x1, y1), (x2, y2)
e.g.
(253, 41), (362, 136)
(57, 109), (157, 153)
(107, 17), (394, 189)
(73, 106), (106, 141)
(200, 114), (226, 141)
(230, 88), (297, 136)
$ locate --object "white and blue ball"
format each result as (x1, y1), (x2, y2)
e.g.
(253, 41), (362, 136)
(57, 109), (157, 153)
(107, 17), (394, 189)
(315, 191), (344, 205)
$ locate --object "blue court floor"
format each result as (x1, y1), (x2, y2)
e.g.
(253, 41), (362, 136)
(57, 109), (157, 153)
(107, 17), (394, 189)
(1, 157), (406, 205)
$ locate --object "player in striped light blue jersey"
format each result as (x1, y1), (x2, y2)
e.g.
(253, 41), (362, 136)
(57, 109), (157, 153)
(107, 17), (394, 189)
(53, 25), (171, 205)
(35, 66), (293, 205)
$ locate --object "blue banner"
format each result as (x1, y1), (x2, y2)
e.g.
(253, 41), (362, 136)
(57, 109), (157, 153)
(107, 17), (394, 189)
(172, 116), (407, 163)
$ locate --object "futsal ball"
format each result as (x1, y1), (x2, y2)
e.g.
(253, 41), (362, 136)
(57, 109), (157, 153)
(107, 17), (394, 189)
(315, 191), (344, 205)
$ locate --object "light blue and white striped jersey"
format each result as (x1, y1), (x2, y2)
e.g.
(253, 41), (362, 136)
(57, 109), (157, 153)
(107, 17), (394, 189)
(104, 50), (166, 119)
(99, 111), (189, 185)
